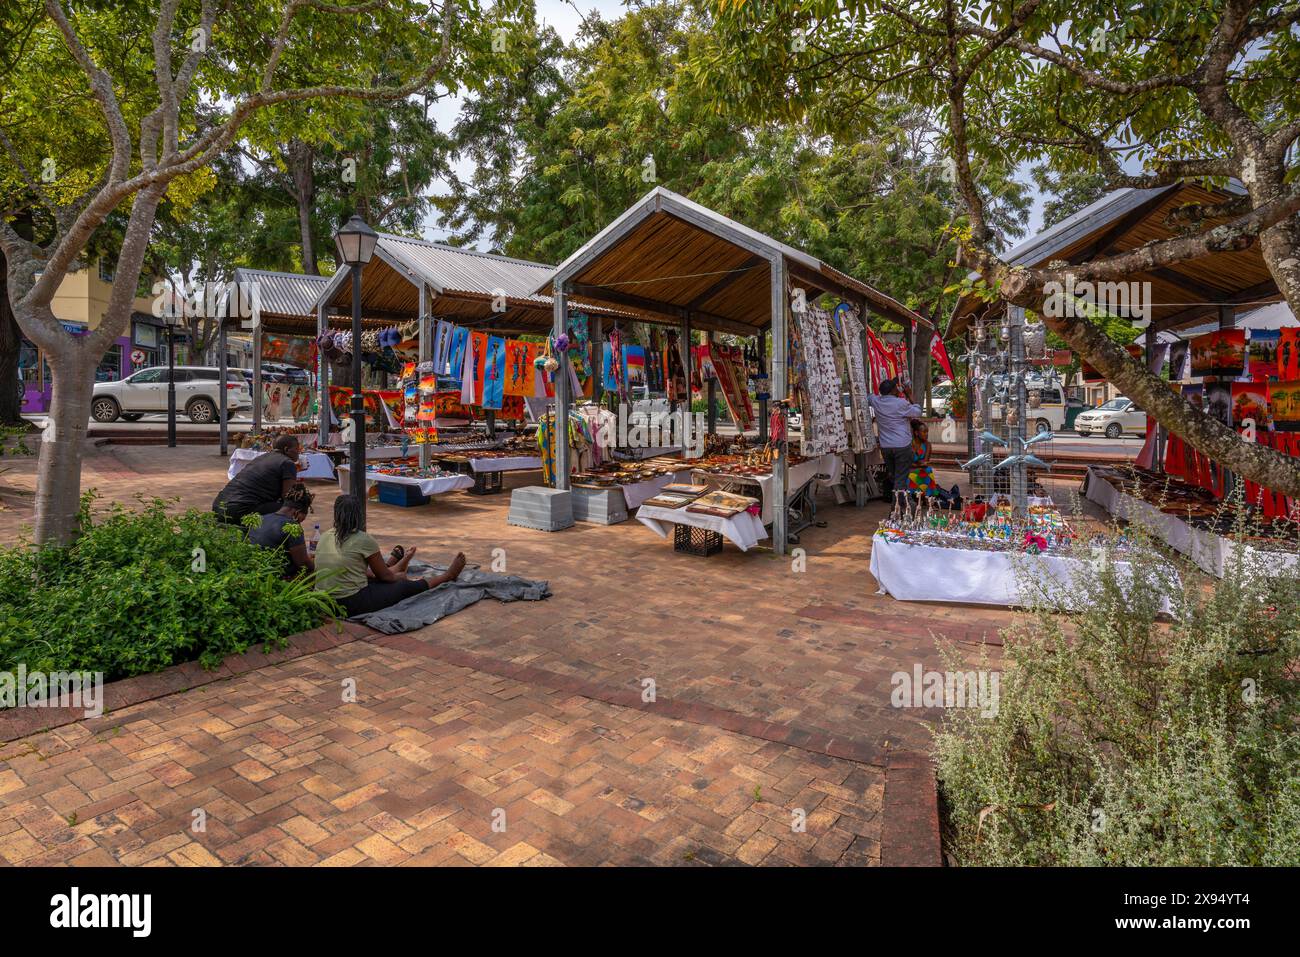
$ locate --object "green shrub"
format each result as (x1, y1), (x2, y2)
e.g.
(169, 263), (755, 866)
(935, 521), (1300, 865)
(0, 493), (339, 685)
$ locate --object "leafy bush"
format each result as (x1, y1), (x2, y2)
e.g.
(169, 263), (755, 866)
(936, 520), (1300, 865)
(0, 493), (339, 685)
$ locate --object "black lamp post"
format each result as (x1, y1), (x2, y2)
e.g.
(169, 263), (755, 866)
(334, 214), (379, 516)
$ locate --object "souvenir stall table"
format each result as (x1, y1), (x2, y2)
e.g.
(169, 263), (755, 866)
(227, 448), (336, 481)
(1082, 466), (1300, 578)
(636, 503), (768, 553)
(869, 501), (1177, 612)
(334, 462), (475, 505)
(692, 451), (844, 525)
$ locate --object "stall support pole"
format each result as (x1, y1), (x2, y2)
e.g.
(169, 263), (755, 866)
(418, 286), (430, 471)
(589, 315), (603, 405)
(770, 258), (788, 555)
(706, 329), (717, 436)
(252, 324), (263, 432)
(218, 320), (229, 456)
(1008, 305), (1028, 513)
(553, 282), (571, 489)
(758, 327), (769, 443)
(316, 302), (329, 447)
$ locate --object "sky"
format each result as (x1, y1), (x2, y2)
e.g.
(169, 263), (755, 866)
(421, 0), (1046, 250)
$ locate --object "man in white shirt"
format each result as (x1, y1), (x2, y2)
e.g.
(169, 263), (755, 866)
(867, 379), (924, 498)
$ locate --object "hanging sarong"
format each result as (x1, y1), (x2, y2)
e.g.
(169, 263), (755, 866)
(447, 326), (468, 383)
(482, 336), (506, 410)
(433, 320), (453, 374)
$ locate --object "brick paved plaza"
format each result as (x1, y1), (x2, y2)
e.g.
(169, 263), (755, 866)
(0, 443), (1017, 866)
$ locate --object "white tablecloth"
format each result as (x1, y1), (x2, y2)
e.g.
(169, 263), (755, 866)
(228, 449), (335, 481)
(469, 456), (542, 473)
(1082, 467), (1300, 579)
(693, 453), (842, 525)
(636, 504), (769, 552)
(619, 470), (696, 510)
(869, 536), (1174, 612)
(335, 464), (474, 497)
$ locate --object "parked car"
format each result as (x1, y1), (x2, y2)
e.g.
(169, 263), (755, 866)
(1074, 397), (1147, 438)
(91, 366), (252, 423)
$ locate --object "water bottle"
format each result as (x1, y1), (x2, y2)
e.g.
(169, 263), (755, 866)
(308, 523), (321, 556)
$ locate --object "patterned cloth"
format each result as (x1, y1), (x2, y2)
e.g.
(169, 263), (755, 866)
(795, 306), (849, 455)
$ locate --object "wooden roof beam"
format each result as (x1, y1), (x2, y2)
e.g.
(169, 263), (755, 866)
(567, 282), (758, 336)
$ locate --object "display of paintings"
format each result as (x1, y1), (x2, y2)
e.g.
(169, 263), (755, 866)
(1205, 381), (1233, 426)
(1181, 382), (1204, 413)
(1168, 340), (1190, 382)
(1231, 381), (1270, 429)
(1190, 329), (1246, 378)
(1280, 328), (1300, 381)
(1248, 329), (1280, 380)
(1271, 380), (1300, 432)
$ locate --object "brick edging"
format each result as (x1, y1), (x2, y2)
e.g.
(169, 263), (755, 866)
(0, 619), (374, 743)
(880, 750), (943, 866)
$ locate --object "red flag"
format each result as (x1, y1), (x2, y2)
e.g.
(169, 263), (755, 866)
(930, 333), (955, 381)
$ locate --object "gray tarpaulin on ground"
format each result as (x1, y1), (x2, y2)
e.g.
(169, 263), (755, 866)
(349, 561), (552, 634)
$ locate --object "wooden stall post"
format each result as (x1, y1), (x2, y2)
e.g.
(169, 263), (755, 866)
(252, 323), (263, 432)
(418, 285), (431, 470)
(218, 318), (229, 456)
(706, 329), (717, 436)
(771, 257), (788, 555)
(316, 300), (329, 447)
(758, 326), (769, 442)
(553, 281), (571, 488)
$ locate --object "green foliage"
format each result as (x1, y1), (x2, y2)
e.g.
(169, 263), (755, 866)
(0, 494), (338, 685)
(936, 519), (1300, 865)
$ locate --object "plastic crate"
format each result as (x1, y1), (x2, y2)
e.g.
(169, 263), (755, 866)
(376, 481), (429, 507)
(673, 522), (723, 556)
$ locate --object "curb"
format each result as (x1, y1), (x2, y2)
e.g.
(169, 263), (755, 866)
(0, 619), (375, 743)
(880, 750), (943, 866)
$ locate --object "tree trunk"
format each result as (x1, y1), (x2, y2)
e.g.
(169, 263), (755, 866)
(0, 251), (23, 426)
(34, 349), (96, 544)
(289, 140), (318, 275)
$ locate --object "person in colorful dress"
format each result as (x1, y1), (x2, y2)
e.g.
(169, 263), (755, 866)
(907, 419), (962, 509)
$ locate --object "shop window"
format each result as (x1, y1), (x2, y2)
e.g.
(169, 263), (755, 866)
(96, 345), (124, 382)
(98, 258), (115, 283)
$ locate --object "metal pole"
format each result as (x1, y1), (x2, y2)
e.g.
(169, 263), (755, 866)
(349, 265), (367, 519)
(317, 301), (329, 447)
(252, 322), (263, 432)
(167, 323), (177, 448)
(418, 286), (430, 470)
(1009, 305), (1027, 513)
(218, 319), (229, 456)
(553, 281), (570, 488)
(770, 258), (788, 555)
(706, 329), (717, 436)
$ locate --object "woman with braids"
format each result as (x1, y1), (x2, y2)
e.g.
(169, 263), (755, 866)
(247, 482), (316, 579)
(313, 494), (467, 616)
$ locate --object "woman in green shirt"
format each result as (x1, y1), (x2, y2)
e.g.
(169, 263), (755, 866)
(315, 494), (466, 616)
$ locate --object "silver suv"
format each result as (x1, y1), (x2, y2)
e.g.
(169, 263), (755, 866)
(91, 366), (252, 423)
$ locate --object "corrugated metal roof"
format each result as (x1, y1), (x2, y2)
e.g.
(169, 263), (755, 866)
(232, 268), (330, 318)
(377, 235), (554, 303)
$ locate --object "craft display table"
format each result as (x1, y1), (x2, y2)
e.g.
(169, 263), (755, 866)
(433, 455), (543, 495)
(692, 452), (842, 525)
(1082, 467), (1300, 579)
(869, 535), (1175, 612)
(636, 504), (768, 553)
(334, 463), (475, 501)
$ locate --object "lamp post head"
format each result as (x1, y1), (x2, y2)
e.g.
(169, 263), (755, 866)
(334, 214), (379, 267)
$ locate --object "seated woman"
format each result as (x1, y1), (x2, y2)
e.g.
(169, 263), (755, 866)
(314, 494), (466, 617)
(907, 419), (962, 509)
(247, 483), (315, 579)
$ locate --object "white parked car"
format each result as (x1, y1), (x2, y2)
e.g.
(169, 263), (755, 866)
(91, 366), (252, 424)
(1074, 397), (1147, 438)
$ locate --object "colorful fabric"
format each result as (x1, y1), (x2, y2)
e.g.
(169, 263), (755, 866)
(461, 331), (488, 405)
(482, 336), (506, 410)
(433, 320), (453, 374)
(1280, 328), (1300, 381)
(447, 326), (469, 382)
(505, 340), (537, 397)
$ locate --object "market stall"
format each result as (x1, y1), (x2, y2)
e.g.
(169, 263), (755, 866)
(533, 186), (927, 553)
(1082, 465), (1300, 578)
(334, 462), (475, 502)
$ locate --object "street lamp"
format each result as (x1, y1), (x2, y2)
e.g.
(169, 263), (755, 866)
(334, 214), (379, 516)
